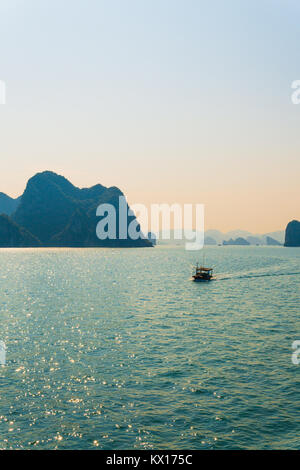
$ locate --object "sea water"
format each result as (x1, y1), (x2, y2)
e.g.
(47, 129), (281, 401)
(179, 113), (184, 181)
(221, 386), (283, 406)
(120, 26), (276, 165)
(0, 246), (299, 449)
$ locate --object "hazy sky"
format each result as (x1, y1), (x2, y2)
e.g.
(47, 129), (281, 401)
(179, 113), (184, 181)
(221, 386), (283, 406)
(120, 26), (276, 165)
(0, 0), (299, 233)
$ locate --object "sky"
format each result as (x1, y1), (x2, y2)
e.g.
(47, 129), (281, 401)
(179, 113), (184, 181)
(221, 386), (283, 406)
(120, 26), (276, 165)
(0, 0), (299, 233)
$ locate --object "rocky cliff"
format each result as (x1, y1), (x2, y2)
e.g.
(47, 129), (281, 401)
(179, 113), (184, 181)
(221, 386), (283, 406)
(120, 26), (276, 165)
(0, 214), (40, 247)
(284, 220), (300, 247)
(0, 171), (151, 248)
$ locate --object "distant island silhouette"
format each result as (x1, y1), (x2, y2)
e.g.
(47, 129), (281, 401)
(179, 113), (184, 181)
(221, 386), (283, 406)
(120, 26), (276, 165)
(223, 237), (250, 246)
(222, 236), (282, 246)
(0, 171), (152, 248)
(158, 230), (285, 246)
(284, 220), (300, 247)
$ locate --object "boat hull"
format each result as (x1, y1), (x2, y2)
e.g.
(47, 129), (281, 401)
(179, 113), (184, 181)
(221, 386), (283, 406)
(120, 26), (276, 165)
(192, 277), (213, 282)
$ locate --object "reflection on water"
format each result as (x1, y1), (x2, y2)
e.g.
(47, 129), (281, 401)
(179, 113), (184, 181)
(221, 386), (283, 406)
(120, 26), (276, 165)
(0, 246), (299, 449)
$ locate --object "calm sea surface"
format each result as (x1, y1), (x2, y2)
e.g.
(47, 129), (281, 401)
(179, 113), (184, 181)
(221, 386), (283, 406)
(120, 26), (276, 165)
(0, 246), (299, 449)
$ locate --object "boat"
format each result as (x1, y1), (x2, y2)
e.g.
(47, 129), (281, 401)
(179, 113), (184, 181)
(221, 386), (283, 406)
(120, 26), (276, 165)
(192, 263), (213, 282)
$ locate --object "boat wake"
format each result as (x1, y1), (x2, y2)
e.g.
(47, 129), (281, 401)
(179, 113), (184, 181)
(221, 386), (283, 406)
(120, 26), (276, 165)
(216, 271), (300, 281)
